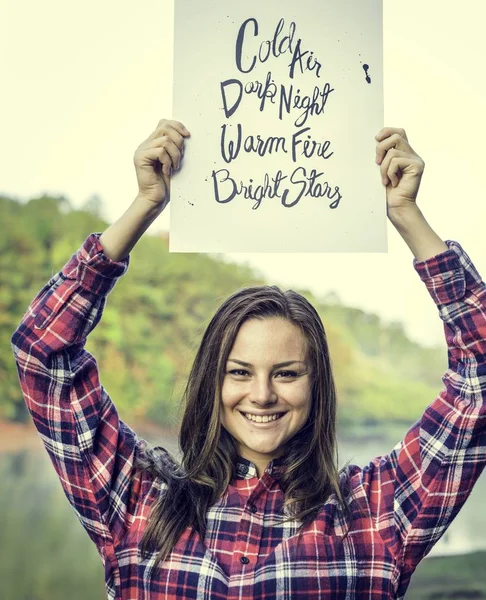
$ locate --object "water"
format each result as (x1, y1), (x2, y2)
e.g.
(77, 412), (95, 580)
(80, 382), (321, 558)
(0, 450), (107, 600)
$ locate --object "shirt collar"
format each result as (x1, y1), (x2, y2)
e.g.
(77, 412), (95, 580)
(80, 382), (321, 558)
(235, 455), (285, 480)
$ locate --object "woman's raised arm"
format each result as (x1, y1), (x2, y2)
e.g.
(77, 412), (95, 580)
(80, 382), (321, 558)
(351, 128), (486, 594)
(10, 119), (189, 557)
(375, 126), (448, 261)
(99, 119), (190, 261)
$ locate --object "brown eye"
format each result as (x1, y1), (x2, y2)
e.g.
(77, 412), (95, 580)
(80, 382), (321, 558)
(228, 369), (249, 377)
(275, 371), (298, 378)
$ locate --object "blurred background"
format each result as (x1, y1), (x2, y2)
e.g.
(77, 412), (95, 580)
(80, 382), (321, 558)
(1, 0), (486, 598)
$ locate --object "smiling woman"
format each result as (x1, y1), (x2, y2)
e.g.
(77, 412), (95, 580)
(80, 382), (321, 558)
(221, 317), (313, 474)
(10, 119), (486, 599)
(137, 283), (350, 570)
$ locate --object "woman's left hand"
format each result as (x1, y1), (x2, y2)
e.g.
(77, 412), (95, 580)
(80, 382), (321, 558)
(375, 127), (425, 218)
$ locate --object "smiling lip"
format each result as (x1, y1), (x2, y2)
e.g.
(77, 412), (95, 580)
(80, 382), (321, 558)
(239, 411), (287, 426)
(238, 411), (287, 416)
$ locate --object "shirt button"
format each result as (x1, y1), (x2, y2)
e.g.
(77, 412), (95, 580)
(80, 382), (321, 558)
(250, 504), (257, 514)
(240, 556), (250, 565)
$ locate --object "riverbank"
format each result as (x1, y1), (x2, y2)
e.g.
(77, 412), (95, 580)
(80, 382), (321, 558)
(0, 418), (180, 454)
(0, 419), (41, 453)
(0, 417), (394, 455)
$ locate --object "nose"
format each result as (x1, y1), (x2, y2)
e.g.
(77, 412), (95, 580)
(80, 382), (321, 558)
(250, 376), (277, 405)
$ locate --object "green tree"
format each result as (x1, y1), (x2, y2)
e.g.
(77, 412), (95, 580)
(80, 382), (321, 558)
(2, 194), (447, 433)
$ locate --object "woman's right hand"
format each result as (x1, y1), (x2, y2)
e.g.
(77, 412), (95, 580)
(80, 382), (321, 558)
(133, 119), (191, 211)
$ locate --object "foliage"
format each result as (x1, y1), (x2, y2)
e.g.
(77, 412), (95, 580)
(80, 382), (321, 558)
(2, 194), (447, 431)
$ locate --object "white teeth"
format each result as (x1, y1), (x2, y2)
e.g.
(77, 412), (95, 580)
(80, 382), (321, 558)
(242, 413), (284, 423)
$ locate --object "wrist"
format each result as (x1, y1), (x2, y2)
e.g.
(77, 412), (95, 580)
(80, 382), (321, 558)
(133, 193), (166, 219)
(99, 196), (165, 262)
(388, 205), (448, 262)
(387, 203), (422, 228)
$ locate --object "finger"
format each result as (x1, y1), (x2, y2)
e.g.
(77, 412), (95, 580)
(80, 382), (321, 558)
(150, 135), (182, 170)
(154, 119), (191, 139)
(386, 157), (401, 187)
(380, 148), (409, 186)
(160, 124), (186, 149)
(386, 155), (423, 188)
(157, 147), (173, 177)
(375, 126), (408, 144)
(148, 125), (184, 150)
(140, 145), (173, 177)
(376, 133), (409, 165)
(168, 119), (191, 138)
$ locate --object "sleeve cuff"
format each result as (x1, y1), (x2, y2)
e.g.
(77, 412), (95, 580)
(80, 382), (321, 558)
(413, 240), (484, 305)
(61, 233), (130, 296)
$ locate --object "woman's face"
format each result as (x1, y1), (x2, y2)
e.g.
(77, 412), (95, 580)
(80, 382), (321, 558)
(220, 317), (312, 477)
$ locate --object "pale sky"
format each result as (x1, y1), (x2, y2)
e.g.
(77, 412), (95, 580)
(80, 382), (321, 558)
(2, 0), (485, 348)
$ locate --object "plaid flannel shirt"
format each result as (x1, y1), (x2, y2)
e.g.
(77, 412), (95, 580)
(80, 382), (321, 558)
(11, 233), (486, 599)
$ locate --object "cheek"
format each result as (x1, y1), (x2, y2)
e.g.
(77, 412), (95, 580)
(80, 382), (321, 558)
(292, 388), (313, 420)
(288, 381), (312, 404)
(221, 380), (243, 407)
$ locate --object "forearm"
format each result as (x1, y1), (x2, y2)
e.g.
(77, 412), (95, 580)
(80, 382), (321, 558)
(99, 195), (164, 261)
(388, 205), (448, 262)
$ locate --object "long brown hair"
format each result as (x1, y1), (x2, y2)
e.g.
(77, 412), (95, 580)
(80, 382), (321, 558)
(134, 285), (356, 567)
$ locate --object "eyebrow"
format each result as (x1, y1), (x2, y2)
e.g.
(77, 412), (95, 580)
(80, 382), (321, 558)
(227, 359), (307, 368)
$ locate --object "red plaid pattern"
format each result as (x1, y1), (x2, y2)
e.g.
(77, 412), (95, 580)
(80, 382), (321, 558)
(11, 233), (486, 599)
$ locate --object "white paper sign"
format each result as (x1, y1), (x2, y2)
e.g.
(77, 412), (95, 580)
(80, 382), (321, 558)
(171, 0), (385, 253)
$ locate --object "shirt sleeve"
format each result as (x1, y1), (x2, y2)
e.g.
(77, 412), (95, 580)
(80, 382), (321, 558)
(10, 233), (152, 557)
(356, 239), (486, 581)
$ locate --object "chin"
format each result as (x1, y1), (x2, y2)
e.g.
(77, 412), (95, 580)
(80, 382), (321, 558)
(245, 443), (282, 455)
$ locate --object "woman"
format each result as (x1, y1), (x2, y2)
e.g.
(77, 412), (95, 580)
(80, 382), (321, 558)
(11, 120), (486, 599)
